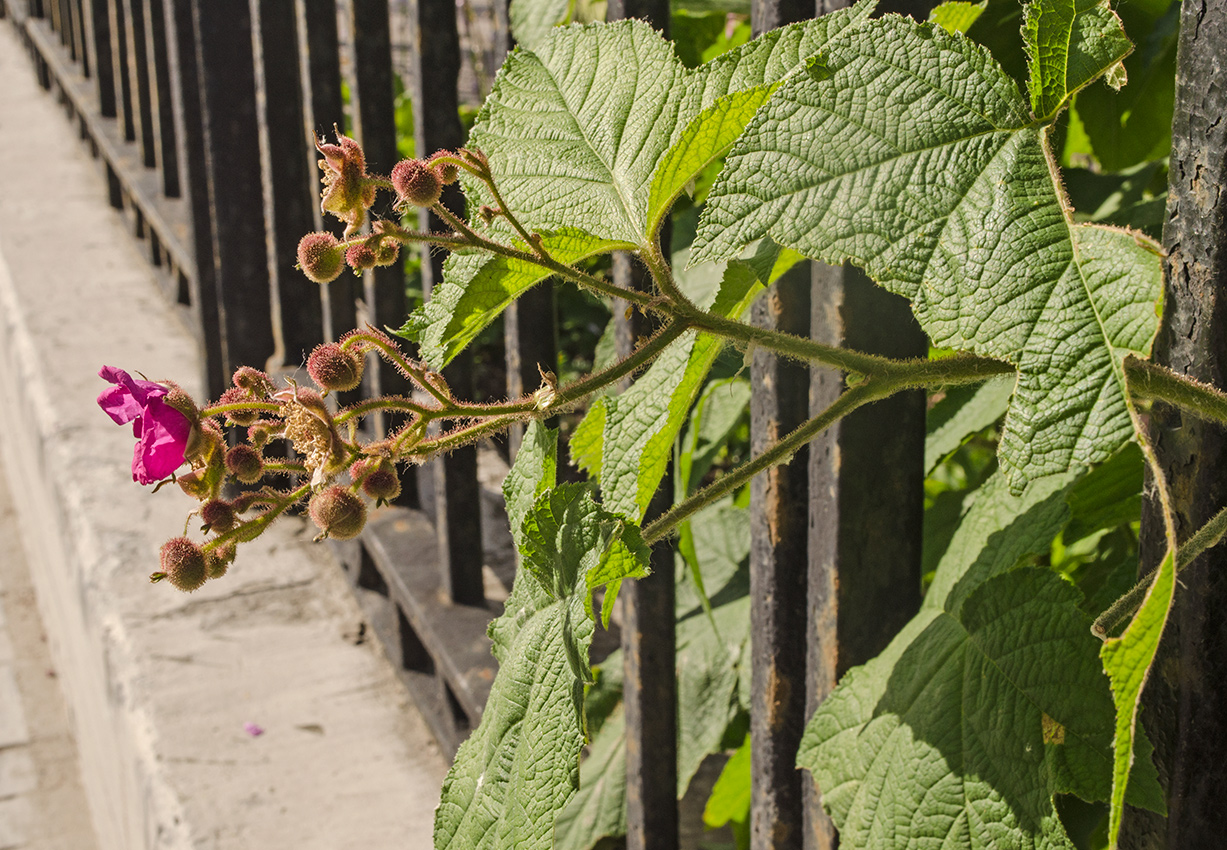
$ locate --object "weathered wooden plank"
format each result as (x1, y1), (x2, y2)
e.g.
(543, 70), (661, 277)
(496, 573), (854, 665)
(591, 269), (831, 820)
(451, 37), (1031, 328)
(603, 2), (677, 847)
(400, 0), (485, 596)
(187, 0), (275, 392)
(143, 0), (178, 196)
(250, 0), (325, 373)
(1129, 0), (1227, 844)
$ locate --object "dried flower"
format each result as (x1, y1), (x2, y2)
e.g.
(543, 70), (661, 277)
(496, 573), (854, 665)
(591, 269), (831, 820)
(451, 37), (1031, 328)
(316, 127), (377, 235)
(97, 366), (192, 485)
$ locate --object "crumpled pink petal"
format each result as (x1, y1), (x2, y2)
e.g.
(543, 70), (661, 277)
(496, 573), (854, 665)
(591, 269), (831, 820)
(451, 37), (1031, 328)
(97, 366), (191, 484)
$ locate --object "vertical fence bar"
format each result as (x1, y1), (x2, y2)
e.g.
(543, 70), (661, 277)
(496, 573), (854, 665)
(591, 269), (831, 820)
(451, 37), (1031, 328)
(797, 3), (931, 847)
(188, 0), (275, 390)
(108, 0), (134, 141)
(1130, 0), (1227, 844)
(605, 1), (677, 847)
(144, 0), (179, 196)
(250, 0), (325, 374)
(85, 0), (115, 117)
(745, 0), (814, 846)
(294, 0), (353, 347)
(403, 0), (485, 596)
(120, 0), (153, 165)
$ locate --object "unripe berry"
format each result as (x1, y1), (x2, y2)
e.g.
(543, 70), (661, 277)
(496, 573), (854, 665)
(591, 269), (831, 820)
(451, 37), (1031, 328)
(297, 232), (345, 284)
(307, 343), (363, 392)
(160, 537), (207, 592)
(345, 241), (378, 272)
(390, 158), (442, 207)
(308, 486), (367, 540)
(352, 457), (401, 502)
(225, 444), (263, 484)
(373, 238), (399, 266)
(200, 499), (236, 532)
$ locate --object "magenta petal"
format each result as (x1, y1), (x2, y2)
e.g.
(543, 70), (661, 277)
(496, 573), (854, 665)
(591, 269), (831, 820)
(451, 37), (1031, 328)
(97, 384), (143, 425)
(131, 398), (190, 483)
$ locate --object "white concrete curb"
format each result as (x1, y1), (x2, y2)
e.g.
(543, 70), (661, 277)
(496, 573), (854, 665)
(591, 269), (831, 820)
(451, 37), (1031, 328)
(0, 22), (447, 850)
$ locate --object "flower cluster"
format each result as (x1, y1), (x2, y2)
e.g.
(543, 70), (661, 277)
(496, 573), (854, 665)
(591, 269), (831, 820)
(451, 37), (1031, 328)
(96, 330), (450, 591)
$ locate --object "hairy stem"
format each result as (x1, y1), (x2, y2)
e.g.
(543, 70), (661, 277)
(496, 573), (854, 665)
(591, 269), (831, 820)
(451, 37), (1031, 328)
(1125, 355), (1227, 427)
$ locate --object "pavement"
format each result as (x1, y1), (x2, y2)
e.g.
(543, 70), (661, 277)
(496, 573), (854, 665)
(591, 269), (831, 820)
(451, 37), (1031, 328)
(0, 19), (449, 850)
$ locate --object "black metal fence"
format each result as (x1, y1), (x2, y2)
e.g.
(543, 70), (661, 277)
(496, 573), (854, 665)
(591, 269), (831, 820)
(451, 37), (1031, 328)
(4, 0), (1225, 847)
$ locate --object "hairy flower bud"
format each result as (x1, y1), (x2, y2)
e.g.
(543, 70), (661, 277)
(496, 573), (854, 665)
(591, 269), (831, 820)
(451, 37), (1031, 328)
(390, 158), (442, 208)
(159, 537), (207, 592)
(296, 232), (345, 284)
(232, 367), (275, 397)
(176, 468), (210, 500)
(184, 418), (224, 465)
(345, 242), (378, 272)
(200, 499), (236, 533)
(205, 544), (236, 579)
(352, 457), (401, 502)
(308, 486), (367, 540)
(307, 343), (363, 392)
(247, 421), (276, 448)
(225, 444), (263, 484)
(216, 386), (262, 426)
(374, 238), (399, 266)
(429, 151), (460, 184)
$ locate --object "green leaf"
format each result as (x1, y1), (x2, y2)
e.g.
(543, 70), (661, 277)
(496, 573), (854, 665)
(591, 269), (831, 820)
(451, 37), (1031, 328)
(1063, 442), (1143, 542)
(600, 261), (762, 520)
(402, 229), (629, 369)
(1024, 0), (1131, 120)
(553, 706), (627, 850)
(703, 733), (751, 829)
(929, 0), (987, 33)
(504, 421), (559, 550)
(694, 16), (1162, 491)
(924, 374), (1013, 472)
(434, 484), (649, 850)
(509, 0), (574, 50)
(647, 84), (780, 240)
(470, 4), (876, 248)
(1076, 0), (1178, 171)
(799, 566), (1145, 849)
(680, 376), (752, 493)
(1101, 549), (1174, 846)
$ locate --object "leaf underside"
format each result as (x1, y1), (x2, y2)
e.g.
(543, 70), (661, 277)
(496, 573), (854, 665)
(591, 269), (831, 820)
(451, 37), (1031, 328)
(694, 14), (1157, 492)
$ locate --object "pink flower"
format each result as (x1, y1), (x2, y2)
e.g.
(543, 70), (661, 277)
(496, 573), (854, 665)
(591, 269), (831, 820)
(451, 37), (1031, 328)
(97, 366), (192, 484)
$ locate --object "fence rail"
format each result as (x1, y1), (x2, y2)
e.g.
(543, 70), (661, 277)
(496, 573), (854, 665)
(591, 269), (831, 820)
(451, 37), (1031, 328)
(6, 0), (1224, 847)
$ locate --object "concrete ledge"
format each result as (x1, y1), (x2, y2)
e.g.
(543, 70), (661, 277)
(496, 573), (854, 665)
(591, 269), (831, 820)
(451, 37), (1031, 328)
(0, 22), (447, 850)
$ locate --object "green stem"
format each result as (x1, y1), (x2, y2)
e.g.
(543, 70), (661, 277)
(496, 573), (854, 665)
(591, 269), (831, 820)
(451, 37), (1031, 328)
(644, 379), (887, 544)
(201, 401), (282, 418)
(1125, 355), (1227, 427)
(203, 483), (311, 551)
(336, 395), (434, 423)
(342, 332), (452, 406)
(1093, 505), (1227, 638)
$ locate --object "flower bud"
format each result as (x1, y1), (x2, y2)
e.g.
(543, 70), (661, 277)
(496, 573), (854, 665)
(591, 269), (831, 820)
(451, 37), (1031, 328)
(352, 457), (401, 502)
(247, 421), (276, 448)
(233, 367), (275, 397)
(308, 486), (367, 540)
(374, 238), (399, 266)
(307, 343), (363, 392)
(390, 158), (442, 208)
(205, 544), (236, 579)
(225, 444), (263, 484)
(200, 499), (236, 533)
(428, 151), (460, 184)
(345, 241), (378, 272)
(159, 537), (207, 592)
(216, 386), (262, 426)
(297, 232), (345, 284)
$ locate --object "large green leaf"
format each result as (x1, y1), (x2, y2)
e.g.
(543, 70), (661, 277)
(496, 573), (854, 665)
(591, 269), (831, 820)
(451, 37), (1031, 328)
(1024, 0), (1131, 120)
(399, 229), (629, 369)
(798, 470), (1163, 849)
(434, 484), (649, 850)
(693, 16), (1161, 490)
(468, 4), (876, 249)
(509, 0), (574, 50)
(1101, 549), (1174, 846)
(553, 706), (627, 850)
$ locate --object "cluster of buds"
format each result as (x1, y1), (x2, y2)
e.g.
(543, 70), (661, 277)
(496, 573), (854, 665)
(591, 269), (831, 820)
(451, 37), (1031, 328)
(296, 139), (490, 284)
